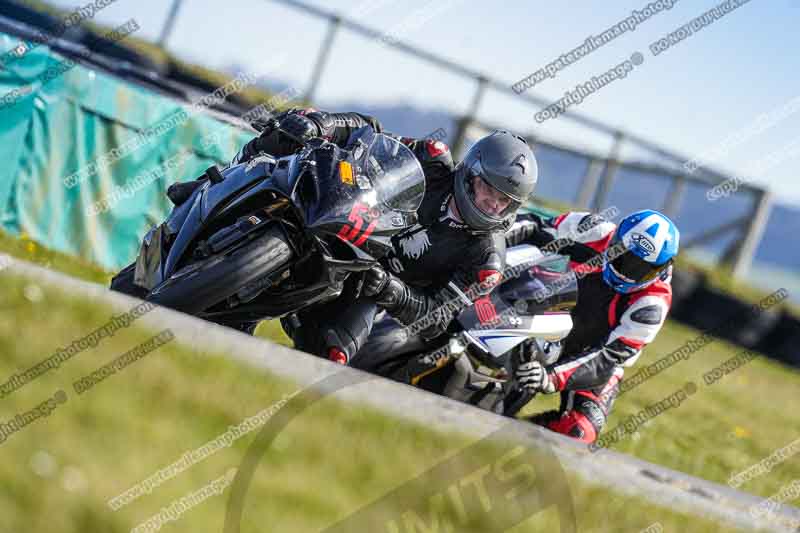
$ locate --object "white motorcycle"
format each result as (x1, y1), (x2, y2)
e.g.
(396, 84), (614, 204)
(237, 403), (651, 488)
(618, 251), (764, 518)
(350, 244), (577, 416)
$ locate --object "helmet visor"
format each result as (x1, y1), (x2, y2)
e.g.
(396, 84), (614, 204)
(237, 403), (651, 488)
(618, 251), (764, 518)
(466, 160), (521, 219)
(608, 240), (671, 284)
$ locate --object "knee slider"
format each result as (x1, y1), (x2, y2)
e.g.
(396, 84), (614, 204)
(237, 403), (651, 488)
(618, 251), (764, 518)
(576, 394), (606, 427)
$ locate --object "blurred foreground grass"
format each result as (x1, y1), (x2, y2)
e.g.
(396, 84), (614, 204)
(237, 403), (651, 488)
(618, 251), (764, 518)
(0, 262), (746, 531)
(2, 230), (800, 508)
(3, 229), (800, 487)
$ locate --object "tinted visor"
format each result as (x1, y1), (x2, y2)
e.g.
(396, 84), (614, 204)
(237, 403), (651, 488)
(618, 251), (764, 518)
(466, 161), (521, 219)
(609, 240), (671, 284)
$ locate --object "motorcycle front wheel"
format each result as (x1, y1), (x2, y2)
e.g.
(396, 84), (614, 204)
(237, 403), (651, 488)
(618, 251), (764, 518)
(146, 225), (293, 315)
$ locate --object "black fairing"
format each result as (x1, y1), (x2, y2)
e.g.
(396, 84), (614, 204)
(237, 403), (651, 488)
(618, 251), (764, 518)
(299, 139), (417, 262)
(135, 126), (425, 322)
(163, 158), (278, 279)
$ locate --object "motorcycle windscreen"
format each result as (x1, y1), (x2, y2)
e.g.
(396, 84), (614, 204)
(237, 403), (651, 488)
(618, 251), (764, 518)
(304, 133), (425, 259)
(456, 255), (577, 355)
(364, 133), (425, 213)
(499, 255), (578, 315)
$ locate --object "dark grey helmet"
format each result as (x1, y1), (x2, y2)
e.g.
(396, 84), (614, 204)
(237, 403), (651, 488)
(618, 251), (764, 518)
(453, 130), (538, 231)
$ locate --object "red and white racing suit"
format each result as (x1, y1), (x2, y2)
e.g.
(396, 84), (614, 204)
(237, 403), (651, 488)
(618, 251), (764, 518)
(506, 211), (673, 443)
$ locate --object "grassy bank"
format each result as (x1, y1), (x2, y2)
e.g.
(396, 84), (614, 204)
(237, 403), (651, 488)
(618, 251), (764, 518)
(0, 265), (744, 532)
(1, 230), (799, 510)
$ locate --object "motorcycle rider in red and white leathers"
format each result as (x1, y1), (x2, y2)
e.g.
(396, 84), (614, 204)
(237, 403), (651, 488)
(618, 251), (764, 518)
(504, 209), (680, 444)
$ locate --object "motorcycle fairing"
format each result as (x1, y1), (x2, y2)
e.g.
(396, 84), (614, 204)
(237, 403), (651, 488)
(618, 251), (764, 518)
(457, 244), (576, 360)
(135, 159), (287, 290)
(466, 312), (573, 358)
(199, 159), (277, 222)
(133, 128), (426, 322)
(299, 137), (422, 262)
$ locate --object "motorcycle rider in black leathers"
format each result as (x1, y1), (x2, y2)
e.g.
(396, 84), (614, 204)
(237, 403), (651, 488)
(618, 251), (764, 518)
(223, 107), (539, 377)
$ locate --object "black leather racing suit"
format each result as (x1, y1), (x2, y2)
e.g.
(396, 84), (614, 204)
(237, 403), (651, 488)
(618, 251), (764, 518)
(229, 109), (507, 368)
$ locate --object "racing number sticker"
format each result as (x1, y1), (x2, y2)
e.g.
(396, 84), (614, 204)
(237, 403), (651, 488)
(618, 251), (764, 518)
(475, 295), (500, 325)
(337, 202), (378, 247)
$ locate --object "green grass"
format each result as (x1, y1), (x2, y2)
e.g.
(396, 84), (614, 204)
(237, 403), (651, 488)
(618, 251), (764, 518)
(0, 264), (743, 532)
(0, 230), (110, 286)
(0, 228), (293, 345)
(523, 319), (800, 500)
(3, 229), (800, 511)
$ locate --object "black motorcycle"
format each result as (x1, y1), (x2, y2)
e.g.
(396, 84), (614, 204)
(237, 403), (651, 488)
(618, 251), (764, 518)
(110, 127), (425, 328)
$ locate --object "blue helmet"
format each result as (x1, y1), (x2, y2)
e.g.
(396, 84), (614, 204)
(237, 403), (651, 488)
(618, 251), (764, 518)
(603, 210), (680, 294)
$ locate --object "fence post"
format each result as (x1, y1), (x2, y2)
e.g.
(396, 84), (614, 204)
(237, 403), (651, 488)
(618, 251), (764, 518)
(451, 76), (488, 160)
(158, 0), (184, 48)
(730, 189), (773, 278)
(661, 175), (686, 219)
(592, 131), (624, 210)
(575, 159), (605, 209)
(304, 16), (341, 103)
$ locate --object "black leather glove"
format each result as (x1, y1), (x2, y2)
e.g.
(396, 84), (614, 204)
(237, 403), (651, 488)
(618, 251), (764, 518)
(231, 109), (333, 165)
(278, 113), (322, 144)
(249, 110), (327, 157)
(280, 109), (341, 142)
(250, 115), (281, 135)
(244, 109), (294, 156)
(363, 265), (406, 309)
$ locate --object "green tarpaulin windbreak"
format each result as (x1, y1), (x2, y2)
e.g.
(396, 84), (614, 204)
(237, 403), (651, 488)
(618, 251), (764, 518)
(0, 30), (253, 270)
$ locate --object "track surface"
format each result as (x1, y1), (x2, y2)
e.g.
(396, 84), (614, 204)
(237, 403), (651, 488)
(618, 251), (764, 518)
(4, 252), (799, 532)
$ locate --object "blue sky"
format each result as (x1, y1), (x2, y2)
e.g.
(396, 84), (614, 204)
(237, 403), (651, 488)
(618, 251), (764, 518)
(45, 0), (800, 205)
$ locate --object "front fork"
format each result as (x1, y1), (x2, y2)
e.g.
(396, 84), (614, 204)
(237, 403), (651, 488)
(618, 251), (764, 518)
(406, 335), (468, 386)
